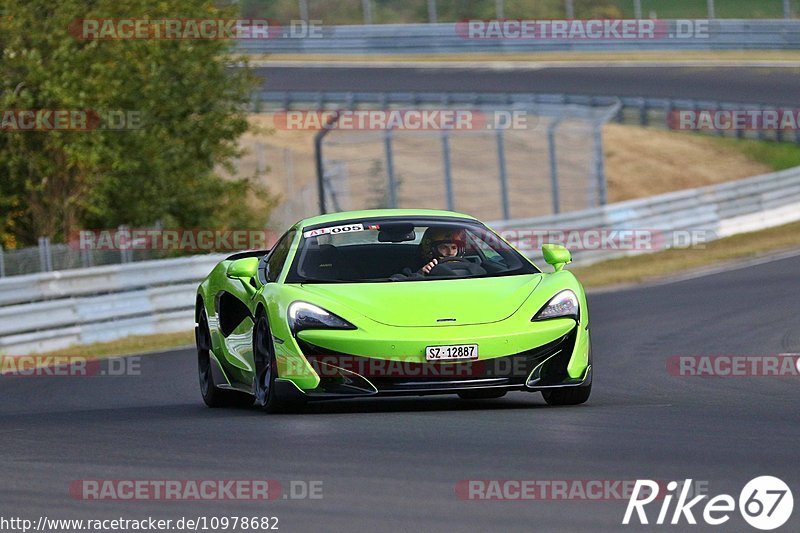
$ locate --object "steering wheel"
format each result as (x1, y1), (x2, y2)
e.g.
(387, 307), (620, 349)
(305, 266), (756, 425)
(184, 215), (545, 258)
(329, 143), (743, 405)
(427, 256), (475, 277)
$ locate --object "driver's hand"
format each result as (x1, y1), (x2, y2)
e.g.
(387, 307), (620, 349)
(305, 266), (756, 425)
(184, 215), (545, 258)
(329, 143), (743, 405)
(421, 258), (438, 274)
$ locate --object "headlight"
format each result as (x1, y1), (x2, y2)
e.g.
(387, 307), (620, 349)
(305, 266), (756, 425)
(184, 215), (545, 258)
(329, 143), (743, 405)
(532, 290), (579, 321)
(288, 301), (356, 334)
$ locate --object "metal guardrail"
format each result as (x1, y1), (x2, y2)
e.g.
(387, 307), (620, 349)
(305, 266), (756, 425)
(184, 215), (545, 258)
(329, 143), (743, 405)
(254, 91), (621, 114)
(254, 91), (800, 144)
(236, 20), (800, 54)
(0, 255), (224, 354)
(491, 165), (800, 265)
(2, 165), (800, 355)
(0, 255), (223, 307)
(274, 0), (798, 25)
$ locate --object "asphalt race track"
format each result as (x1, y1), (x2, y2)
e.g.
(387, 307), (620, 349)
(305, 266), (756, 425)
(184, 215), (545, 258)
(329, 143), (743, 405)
(257, 66), (800, 106)
(2, 253), (798, 532)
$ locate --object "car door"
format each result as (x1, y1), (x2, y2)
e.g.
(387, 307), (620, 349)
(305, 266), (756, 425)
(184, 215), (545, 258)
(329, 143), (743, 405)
(212, 258), (262, 387)
(220, 231), (296, 385)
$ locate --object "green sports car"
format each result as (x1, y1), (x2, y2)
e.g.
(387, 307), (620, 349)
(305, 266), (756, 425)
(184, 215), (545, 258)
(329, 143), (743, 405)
(195, 209), (591, 412)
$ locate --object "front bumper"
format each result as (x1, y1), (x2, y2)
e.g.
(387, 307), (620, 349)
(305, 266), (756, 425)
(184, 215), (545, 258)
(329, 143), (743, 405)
(273, 322), (591, 401)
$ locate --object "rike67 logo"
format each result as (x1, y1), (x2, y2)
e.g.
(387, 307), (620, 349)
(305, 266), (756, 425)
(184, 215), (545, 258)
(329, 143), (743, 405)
(623, 477), (793, 530)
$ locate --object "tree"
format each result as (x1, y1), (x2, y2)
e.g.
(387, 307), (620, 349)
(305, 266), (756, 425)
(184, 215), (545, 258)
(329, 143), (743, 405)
(0, 0), (269, 248)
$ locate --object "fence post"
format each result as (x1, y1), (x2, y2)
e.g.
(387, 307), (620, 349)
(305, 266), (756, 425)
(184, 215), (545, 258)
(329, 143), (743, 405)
(38, 236), (53, 273)
(664, 100), (674, 130)
(118, 225), (134, 264)
(633, 0), (642, 19)
(427, 0), (437, 23)
(639, 99), (648, 126)
(384, 129), (398, 208)
(0, 244), (5, 277)
(256, 142), (266, 176)
(707, 0), (715, 19)
(81, 246), (93, 269)
(565, 0), (574, 18)
(314, 111), (341, 214)
(495, 0), (505, 19)
(47, 237), (54, 271)
(324, 163), (345, 212)
(547, 119), (562, 215)
(496, 128), (510, 220)
(38, 237), (45, 272)
(593, 122), (608, 206)
(441, 129), (455, 211)
(784, 0), (792, 19)
(298, 0), (309, 21)
(362, 0), (373, 25)
(714, 103), (725, 137)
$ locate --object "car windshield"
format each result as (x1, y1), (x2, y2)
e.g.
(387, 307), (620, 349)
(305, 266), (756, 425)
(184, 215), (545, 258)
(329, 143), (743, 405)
(285, 218), (539, 283)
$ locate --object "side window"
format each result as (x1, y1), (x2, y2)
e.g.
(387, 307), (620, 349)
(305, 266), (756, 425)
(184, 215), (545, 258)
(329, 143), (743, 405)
(265, 230), (295, 282)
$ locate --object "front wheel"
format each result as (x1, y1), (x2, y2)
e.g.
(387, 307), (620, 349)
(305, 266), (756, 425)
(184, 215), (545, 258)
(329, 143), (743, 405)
(253, 313), (304, 413)
(541, 384), (591, 406)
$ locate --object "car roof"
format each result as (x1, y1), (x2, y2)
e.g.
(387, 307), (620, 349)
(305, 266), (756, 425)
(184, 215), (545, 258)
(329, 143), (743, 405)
(293, 209), (478, 230)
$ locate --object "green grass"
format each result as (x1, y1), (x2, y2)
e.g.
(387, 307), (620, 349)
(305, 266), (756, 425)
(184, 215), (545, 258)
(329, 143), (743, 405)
(711, 137), (800, 171)
(38, 331), (194, 359)
(238, 0), (799, 24)
(573, 219), (800, 288)
(612, 0), (798, 19)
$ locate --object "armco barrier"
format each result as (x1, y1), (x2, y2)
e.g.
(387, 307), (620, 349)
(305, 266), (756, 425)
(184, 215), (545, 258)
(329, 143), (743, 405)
(0, 255), (223, 307)
(2, 165), (800, 354)
(236, 20), (800, 55)
(0, 255), (224, 355)
(489, 165), (800, 265)
(253, 91), (800, 145)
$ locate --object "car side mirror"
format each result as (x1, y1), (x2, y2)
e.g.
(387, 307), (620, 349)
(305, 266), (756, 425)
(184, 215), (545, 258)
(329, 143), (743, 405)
(542, 244), (571, 272)
(227, 257), (259, 280)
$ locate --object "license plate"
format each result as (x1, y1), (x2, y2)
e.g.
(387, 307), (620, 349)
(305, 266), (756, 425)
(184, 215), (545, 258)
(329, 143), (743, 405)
(425, 344), (478, 361)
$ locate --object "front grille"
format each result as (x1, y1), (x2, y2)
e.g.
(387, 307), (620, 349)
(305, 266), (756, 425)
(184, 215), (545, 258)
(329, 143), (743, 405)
(298, 328), (578, 393)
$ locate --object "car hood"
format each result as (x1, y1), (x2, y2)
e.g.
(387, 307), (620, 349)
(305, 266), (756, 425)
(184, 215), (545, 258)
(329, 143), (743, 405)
(298, 274), (542, 327)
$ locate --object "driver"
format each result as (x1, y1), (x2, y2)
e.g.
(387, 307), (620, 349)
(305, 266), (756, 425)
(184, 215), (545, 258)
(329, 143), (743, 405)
(419, 228), (466, 273)
(391, 227), (486, 279)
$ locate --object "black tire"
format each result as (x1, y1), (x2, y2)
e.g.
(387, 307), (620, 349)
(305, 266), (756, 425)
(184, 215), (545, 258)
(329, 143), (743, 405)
(457, 389), (507, 400)
(541, 384), (591, 406)
(253, 312), (304, 413)
(197, 307), (253, 408)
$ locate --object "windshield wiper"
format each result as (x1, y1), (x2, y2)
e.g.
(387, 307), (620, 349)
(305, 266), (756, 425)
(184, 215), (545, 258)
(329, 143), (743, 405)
(298, 277), (349, 284)
(298, 277), (391, 284)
